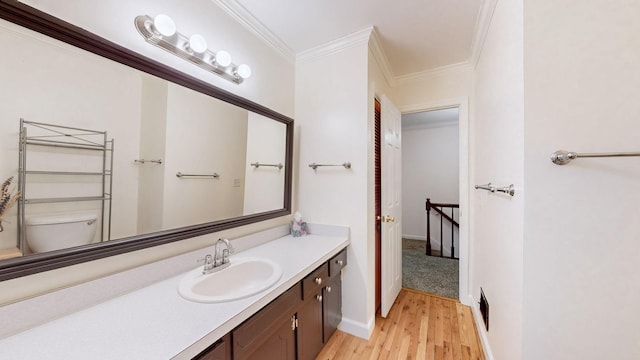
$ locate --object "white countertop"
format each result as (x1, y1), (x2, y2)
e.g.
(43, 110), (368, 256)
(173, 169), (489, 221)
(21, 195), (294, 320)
(0, 230), (349, 359)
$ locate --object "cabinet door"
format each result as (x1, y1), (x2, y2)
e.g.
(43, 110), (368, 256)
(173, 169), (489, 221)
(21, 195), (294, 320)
(193, 334), (231, 360)
(233, 284), (301, 360)
(297, 291), (324, 360)
(323, 275), (342, 343)
(243, 316), (297, 360)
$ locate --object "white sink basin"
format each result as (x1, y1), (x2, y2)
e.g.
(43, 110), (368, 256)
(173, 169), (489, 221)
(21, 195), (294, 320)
(178, 257), (282, 303)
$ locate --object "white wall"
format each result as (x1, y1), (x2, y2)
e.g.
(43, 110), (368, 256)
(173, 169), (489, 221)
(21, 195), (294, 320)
(389, 67), (473, 110)
(243, 113), (287, 215)
(0, 20), (142, 249)
(523, 1), (640, 359)
(21, 0), (295, 116)
(401, 122), (459, 245)
(296, 38), (371, 338)
(163, 83), (247, 229)
(0, 0), (295, 305)
(137, 75), (167, 234)
(470, 0), (524, 359)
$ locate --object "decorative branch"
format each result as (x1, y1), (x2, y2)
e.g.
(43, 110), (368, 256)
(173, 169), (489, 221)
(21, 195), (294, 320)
(0, 176), (21, 232)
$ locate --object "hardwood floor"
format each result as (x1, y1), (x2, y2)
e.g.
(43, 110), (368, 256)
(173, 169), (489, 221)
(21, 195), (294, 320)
(316, 288), (485, 360)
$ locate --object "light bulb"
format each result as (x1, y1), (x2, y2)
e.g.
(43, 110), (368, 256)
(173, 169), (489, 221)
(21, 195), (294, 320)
(215, 50), (232, 67)
(188, 34), (207, 54)
(153, 14), (176, 37)
(235, 64), (252, 79)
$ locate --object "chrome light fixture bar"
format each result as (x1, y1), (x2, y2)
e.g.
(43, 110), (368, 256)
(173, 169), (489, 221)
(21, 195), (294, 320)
(134, 14), (251, 84)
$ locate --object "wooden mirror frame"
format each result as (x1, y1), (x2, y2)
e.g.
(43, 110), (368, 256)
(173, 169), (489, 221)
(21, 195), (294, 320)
(0, 0), (293, 281)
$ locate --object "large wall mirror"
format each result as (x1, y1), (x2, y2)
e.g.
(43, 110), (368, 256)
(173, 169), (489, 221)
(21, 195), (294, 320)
(0, 1), (293, 281)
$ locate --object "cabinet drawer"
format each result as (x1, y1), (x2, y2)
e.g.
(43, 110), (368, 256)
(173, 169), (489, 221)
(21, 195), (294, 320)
(233, 283), (301, 359)
(302, 263), (328, 300)
(328, 248), (347, 278)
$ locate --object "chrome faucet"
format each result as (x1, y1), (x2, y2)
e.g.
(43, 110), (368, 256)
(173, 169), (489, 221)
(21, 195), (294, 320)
(199, 238), (234, 275)
(214, 238), (233, 267)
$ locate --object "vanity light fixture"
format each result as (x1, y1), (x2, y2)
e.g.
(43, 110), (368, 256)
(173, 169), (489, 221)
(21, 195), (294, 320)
(234, 64), (252, 80)
(153, 14), (176, 37)
(135, 14), (251, 84)
(214, 50), (232, 67)
(187, 34), (207, 54)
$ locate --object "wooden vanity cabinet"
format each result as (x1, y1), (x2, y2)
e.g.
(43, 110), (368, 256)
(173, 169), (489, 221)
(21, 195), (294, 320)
(232, 284), (301, 360)
(298, 248), (348, 360)
(238, 315), (297, 360)
(298, 263), (329, 360)
(193, 334), (231, 360)
(328, 249), (347, 278)
(323, 274), (342, 343)
(324, 249), (347, 343)
(196, 248), (348, 360)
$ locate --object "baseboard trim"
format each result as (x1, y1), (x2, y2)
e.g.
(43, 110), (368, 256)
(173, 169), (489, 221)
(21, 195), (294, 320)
(428, 236), (455, 257)
(402, 234), (426, 241)
(468, 295), (495, 360)
(338, 315), (375, 340)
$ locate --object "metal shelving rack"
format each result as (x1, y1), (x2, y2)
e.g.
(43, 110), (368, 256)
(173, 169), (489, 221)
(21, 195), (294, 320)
(17, 119), (114, 253)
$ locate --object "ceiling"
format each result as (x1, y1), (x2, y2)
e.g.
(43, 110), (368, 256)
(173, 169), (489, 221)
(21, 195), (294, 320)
(216, 0), (483, 81)
(402, 108), (459, 130)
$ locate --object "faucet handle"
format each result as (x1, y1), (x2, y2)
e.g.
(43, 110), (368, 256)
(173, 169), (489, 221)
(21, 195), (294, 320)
(198, 254), (214, 274)
(197, 254), (213, 264)
(222, 248), (230, 264)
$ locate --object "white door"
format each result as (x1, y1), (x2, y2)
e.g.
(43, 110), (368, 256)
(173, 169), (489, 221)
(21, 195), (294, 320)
(380, 95), (402, 317)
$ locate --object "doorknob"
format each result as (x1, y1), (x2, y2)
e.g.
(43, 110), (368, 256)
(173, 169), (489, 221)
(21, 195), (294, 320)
(377, 215), (396, 222)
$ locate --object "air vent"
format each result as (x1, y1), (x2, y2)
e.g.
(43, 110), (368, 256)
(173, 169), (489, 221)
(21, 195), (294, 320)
(479, 288), (489, 332)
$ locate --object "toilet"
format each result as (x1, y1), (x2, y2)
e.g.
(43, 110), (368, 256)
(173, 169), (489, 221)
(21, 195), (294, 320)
(25, 213), (98, 253)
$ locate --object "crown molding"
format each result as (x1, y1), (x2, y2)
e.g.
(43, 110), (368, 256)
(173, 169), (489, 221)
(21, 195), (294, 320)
(394, 61), (473, 85)
(296, 26), (373, 64)
(211, 0), (295, 63)
(212, 0), (496, 84)
(368, 27), (395, 87)
(384, 0), (496, 86)
(469, 0), (498, 68)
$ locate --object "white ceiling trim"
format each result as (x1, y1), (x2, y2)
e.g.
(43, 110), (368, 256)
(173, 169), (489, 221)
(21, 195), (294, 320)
(469, 0), (498, 67)
(368, 27), (395, 87)
(212, 0), (491, 86)
(394, 62), (473, 86)
(369, 29), (475, 87)
(386, 0), (498, 85)
(296, 26), (373, 64)
(211, 0), (296, 63)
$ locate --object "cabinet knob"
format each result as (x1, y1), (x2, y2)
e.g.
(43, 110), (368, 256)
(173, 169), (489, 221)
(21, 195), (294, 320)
(337, 260), (343, 266)
(315, 277), (322, 285)
(316, 294), (323, 302)
(326, 286), (332, 293)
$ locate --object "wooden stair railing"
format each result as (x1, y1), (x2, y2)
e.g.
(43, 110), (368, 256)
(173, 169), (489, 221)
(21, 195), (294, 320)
(426, 198), (459, 259)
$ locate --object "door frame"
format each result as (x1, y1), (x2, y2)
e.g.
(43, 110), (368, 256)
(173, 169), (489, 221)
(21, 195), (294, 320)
(400, 97), (470, 305)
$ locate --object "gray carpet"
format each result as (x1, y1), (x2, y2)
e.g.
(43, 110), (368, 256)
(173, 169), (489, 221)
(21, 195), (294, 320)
(402, 238), (459, 299)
